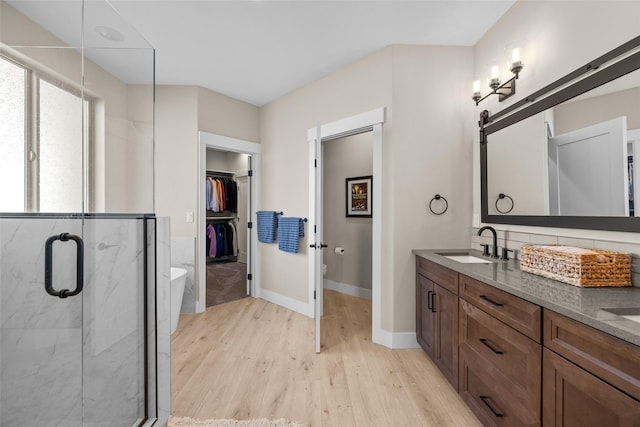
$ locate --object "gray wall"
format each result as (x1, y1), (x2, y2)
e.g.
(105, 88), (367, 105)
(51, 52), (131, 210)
(323, 133), (373, 292)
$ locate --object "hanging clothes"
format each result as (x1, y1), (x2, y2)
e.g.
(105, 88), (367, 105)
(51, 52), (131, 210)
(206, 220), (238, 260)
(205, 175), (238, 214)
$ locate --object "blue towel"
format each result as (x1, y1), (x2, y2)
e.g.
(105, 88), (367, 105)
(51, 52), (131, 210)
(278, 217), (305, 253)
(257, 211), (278, 243)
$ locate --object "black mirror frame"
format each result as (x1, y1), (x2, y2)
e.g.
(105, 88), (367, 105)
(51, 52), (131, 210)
(480, 35), (640, 233)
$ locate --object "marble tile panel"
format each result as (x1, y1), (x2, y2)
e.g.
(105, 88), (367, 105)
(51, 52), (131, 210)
(1, 328), (82, 426)
(156, 217), (171, 426)
(171, 236), (195, 314)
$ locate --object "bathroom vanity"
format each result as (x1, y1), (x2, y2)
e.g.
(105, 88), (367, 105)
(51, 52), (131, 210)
(414, 250), (640, 426)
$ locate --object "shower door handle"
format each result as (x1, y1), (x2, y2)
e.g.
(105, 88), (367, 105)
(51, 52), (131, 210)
(44, 233), (84, 298)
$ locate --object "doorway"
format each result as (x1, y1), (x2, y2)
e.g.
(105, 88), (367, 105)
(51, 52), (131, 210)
(322, 134), (373, 301)
(197, 132), (261, 313)
(308, 108), (385, 352)
(205, 149), (250, 307)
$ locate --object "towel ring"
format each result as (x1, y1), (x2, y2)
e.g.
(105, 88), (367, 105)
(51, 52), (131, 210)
(429, 194), (448, 215)
(495, 193), (514, 214)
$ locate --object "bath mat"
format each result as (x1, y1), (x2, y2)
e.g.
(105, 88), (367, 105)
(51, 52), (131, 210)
(167, 417), (308, 427)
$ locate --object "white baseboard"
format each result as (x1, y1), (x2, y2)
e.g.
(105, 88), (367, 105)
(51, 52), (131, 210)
(323, 279), (372, 300)
(374, 329), (420, 349)
(259, 288), (314, 318)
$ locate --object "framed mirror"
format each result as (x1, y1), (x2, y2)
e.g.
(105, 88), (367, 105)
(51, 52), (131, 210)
(480, 35), (640, 232)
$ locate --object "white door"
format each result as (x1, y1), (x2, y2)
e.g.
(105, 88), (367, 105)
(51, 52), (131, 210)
(307, 108), (384, 352)
(310, 126), (324, 353)
(548, 117), (628, 215)
(237, 175), (249, 264)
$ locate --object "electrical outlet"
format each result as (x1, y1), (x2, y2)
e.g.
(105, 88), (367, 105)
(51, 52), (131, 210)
(472, 213), (480, 228)
(185, 211), (194, 223)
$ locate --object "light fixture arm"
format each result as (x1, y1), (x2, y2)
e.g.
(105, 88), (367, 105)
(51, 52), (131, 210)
(473, 73), (519, 106)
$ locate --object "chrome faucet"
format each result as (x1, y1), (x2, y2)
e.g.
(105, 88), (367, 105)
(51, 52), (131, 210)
(477, 226), (499, 258)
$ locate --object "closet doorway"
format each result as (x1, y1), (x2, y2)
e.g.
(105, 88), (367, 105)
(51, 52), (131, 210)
(205, 151), (249, 307)
(197, 132), (261, 314)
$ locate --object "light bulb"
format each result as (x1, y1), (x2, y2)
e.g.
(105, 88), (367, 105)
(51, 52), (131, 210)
(512, 48), (521, 63)
(491, 66), (500, 79)
(473, 80), (481, 93)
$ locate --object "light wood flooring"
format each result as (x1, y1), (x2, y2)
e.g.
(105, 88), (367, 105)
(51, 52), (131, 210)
(170, 289), (481, 426)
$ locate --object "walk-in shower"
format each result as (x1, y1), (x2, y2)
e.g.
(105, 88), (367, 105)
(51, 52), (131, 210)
(0, 1), (168, 425)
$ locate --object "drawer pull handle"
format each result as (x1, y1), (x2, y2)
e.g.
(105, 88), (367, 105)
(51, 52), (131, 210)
(479, 338), (503, 355)
(430, 291), (437, 313)
(480, 295), (503, 307)
(427, 290), (433, 310)
(479, 395), (504, 418)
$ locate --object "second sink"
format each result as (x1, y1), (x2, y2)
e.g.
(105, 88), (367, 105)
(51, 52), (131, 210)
(437, 252), (494, 264)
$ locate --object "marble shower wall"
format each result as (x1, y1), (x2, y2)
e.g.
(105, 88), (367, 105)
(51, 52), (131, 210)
(170, 236), (196, 313)
(0, 217), (164, 426)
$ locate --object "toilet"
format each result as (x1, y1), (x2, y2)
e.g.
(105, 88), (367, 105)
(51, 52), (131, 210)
(170, 267), (187, 334)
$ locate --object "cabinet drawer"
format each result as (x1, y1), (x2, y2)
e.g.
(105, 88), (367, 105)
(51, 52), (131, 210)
(460, 348), (540, 426)
(459, 299), (541, 398)
(417, 256), (458, 294)
(544, 309), (640, 401)
(460, 274), (541, 342)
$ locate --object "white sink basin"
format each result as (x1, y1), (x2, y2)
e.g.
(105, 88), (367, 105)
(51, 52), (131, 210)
(441, 254), (493, 264)
(620, 314), (640, 323)
(600, 308), (640, 324)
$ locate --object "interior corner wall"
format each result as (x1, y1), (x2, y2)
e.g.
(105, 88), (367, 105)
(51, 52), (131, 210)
(323, 134), (373, 291)
(259, 47), (394, 322)
(197, 86), (260, 143)
(472, 0), (640, 244)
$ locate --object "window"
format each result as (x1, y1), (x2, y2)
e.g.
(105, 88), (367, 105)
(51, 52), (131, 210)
(0, 55), (91, 213)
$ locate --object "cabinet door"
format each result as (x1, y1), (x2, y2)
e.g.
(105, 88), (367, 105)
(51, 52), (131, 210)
(434, 285), (459, 390)
(417, 274), (435, 358)
(543, 348), (640, 426)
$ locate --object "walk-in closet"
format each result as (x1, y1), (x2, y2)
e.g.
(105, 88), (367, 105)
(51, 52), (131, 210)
(205, 148), (251, 307)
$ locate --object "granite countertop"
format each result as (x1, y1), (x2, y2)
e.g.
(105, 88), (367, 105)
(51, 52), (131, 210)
(413, 249), (640, 347)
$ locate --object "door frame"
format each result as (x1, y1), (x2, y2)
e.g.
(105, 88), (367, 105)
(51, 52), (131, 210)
(307, 107), (385, 346)
(197, 132), (261, 313)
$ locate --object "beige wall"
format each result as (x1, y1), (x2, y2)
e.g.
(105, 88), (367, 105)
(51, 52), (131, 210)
(390, 45), (474, 331)
(259, 46), (394, 321)
(155, 86), (199, 237)
(259, 45), (474, 333)
(473, 0), (640, 246)
(155, 86), (259, 238)
(323, 134), (373, 290)
(197, 87), (260, 143)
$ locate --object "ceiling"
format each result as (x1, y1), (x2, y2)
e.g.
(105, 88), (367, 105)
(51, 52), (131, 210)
(8, 0), (516, 106)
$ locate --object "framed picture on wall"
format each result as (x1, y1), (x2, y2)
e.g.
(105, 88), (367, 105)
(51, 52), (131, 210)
(346, 176), (372, 217)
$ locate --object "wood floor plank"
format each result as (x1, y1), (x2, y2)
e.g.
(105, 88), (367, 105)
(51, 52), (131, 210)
(171, 289), (481, 426)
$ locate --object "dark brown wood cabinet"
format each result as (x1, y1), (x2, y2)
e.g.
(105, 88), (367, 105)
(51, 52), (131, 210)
(459, 277), (542, 426)
(415, 255), (640, 427)
(543, 348), (640, 426)
(416, 257), (459, 390)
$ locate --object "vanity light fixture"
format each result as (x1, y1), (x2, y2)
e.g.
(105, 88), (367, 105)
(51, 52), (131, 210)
(473, 48), (524, 105)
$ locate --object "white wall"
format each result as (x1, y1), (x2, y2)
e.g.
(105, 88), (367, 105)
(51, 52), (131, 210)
(472, 1), (640, 273)
(323, 134), (373, 292)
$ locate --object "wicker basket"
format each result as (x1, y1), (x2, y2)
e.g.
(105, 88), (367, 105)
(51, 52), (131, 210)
(520, 244), (631, 287)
